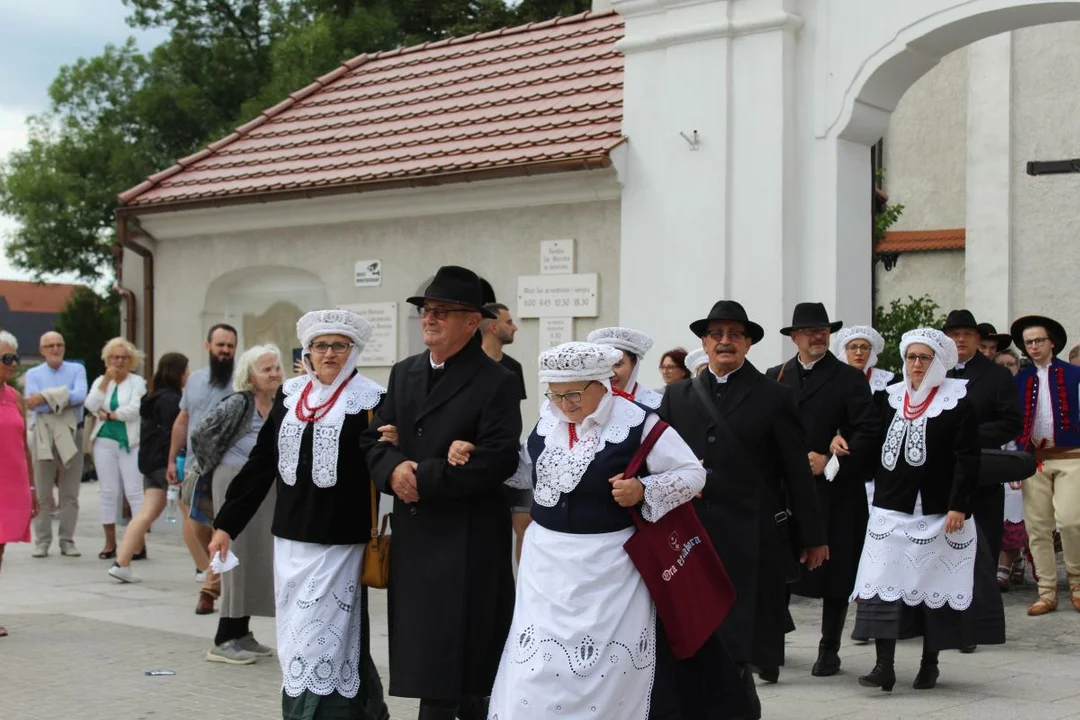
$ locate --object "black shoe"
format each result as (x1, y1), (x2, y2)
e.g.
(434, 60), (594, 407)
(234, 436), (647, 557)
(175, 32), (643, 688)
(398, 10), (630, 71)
(959, 644), (976, 654)
(756, 665), (779, 683)
(811, 646), (841, 677)
(913, 663), (939, 690)
(132, 547), (147, 561)
(858, 664), (896, 692)
(418, 703), (457, 720)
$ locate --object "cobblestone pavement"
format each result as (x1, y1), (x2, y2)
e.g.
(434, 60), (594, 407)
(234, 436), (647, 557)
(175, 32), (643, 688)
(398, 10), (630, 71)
(1, 487), (1079, 719)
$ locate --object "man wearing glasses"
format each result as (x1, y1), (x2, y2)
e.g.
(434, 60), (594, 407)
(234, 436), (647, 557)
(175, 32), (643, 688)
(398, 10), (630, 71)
(1010, 314), (1080, 617)
(24, 331), (88, 558)
(659, 300), (826, 719)
(363, 265), (522, 720)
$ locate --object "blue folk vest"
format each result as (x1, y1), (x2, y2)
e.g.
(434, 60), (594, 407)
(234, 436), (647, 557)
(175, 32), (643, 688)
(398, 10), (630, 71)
(1016, 358), (1080, 448)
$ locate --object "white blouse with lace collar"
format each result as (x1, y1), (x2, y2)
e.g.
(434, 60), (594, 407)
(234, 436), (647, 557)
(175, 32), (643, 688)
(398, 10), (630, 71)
(881, 378), (967, 471)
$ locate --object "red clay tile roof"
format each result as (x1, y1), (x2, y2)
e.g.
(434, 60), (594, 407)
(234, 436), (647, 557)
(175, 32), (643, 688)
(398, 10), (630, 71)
(876, 229), (966, 253)
(0, 280), (84, 313)
(119, 10), (625, 211)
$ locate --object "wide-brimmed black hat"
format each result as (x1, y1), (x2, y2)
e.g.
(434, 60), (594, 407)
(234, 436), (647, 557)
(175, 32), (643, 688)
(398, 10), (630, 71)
(689, 300), (764, 344)
(1011, 315), (1068, 357)
(976, 322), (1013, 352)
(779, 302), (842, 336)
(407, 266), (496, 319)
(941, 309), (979, 333)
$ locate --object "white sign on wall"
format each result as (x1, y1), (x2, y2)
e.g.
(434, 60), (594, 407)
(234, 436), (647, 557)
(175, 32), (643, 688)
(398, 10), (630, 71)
(539, 317), (573, 349)
(339, 302), (397, 366)
(354, 260), (383, 287)
(516, 273), (598, 318)
(541, 239), (575, 275)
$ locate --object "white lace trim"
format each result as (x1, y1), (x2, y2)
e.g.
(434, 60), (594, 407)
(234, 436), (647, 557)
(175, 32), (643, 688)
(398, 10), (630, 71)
(881, 379), (967, 471)
(632, 383), (663, 410)
(533, 397), (647, 508)
(868, 368), (894, 394)
(278, 373), (384, 488)
(640, 465), (697, 522)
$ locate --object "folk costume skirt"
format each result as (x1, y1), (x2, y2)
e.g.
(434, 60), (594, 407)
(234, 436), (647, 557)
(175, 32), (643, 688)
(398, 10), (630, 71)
(850, 498), (1005, 651)
(488, 523), (656, 720)
(213, 463), (276, 619)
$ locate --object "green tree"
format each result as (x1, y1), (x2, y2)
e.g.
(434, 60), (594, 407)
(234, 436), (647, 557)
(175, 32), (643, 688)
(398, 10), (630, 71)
(873, 295), (947, 373)
(54, 288), (122, 381)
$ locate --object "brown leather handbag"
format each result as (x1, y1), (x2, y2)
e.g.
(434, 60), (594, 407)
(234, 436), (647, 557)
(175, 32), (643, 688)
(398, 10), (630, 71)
(361, 411), (392, 588)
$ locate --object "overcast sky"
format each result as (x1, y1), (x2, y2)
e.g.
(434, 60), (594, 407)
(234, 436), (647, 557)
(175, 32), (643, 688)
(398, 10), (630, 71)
(0, 0), (167, 282)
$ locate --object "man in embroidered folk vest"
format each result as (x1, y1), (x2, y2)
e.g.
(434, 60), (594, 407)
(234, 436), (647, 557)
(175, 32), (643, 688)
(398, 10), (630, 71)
(659, 300), (827, 720)
(1010, 314), (1080, 616)
(766, 303), (879, 680)
(362, 266), (522, 720)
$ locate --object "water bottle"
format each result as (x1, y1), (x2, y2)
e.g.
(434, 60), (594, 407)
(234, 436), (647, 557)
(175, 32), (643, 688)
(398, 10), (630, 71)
(164, 486), (181, 523)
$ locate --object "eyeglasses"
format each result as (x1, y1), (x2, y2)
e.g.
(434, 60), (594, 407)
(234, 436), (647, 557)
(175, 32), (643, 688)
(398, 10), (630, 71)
(847, 343), (872, 353)
(109, 355), (129, 362)
(1, 353), (18, 366)
(41, 343), (65, 350)
(1024, 337), (1050, 348)
(417, 306), (474, 321)
(706, 330), (746, 342)
(309, 341), (354, 355)
(904, 353), (934, 365)
(544, 381), (595, 405)
(659, 364), (682, 371)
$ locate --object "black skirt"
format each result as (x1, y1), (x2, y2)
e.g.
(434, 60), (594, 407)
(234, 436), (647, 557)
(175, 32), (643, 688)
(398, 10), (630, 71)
(851, 531), (1005, 651)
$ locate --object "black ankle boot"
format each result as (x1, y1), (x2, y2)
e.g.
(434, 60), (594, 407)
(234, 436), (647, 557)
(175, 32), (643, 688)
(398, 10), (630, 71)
(857, 663), (896, 692)
(811, 643), (841, 677)
(913, 653), (939, 690)
(813, 599), (846, 677)
(418, 701), (457, 720)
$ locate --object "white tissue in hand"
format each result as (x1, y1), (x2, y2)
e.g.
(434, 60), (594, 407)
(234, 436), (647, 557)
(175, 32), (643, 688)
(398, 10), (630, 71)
(824, 454), (840, 482)
(210, 549), (240, 574)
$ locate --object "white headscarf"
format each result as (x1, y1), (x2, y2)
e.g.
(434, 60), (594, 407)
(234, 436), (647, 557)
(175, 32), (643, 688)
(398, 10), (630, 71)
(899, 328), (956, 406)
(831, 325), (885, 370)
(685, 348), (709, 376)
(586, 326), (654, 393)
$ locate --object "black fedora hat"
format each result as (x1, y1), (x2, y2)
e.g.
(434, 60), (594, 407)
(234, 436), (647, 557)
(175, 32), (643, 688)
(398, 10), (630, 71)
(1011, 315), (1068, 357)
(941, 309), (978, 332)
(689, 300), (765, 344)
(975, 322), (1013, 352)
(408, 266), (496, 319)
(779, 302), (842, 336)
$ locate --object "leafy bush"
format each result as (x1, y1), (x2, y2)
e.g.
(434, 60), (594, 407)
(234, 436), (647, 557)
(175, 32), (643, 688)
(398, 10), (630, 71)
(873, 295), (947, 373)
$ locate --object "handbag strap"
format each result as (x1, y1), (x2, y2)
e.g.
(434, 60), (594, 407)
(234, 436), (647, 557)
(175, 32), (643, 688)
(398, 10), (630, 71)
(625, 418), (669, 530)
(367, 410), (379, 539)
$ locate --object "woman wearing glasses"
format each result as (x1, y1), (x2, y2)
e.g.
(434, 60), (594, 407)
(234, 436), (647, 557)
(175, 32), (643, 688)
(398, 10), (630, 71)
(852, 329), (1004, 692)
(84, 337), (147, 560)
(484, 342), (739, 718)
(0, 331), (38, 638)
(209, 310), (389, 718)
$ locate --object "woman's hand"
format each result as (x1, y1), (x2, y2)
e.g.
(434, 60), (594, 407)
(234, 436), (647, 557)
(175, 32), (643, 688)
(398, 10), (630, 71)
(97, 410), (110, 422)
(448, 441), (476, 466)
(609, 473), (645, 507)
(208, 529), (232, 563)
(377, 425), (399, 446)
(829, 434), (850, 457)
(944, 510), (965, 534)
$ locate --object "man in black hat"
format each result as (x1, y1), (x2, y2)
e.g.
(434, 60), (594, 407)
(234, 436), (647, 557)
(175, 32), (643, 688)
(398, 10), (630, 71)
(659, 300), (826, 719)
(362, 265), (523, 720)
(1010, 314), (1080, 617)
(765, 302), (879, 679)
(976, 322), (1013, 360)
(942, 310), (1023, 563)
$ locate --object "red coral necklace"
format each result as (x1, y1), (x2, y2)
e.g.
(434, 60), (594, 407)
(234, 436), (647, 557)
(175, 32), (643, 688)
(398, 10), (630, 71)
(903, 386), (939, 420)
(295, 380), (349, 423)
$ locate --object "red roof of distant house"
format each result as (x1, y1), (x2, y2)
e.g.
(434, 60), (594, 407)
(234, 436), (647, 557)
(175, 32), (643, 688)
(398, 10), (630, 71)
(118, 10), (625, 211)
(0, 280), (83, 313)
(876, 229), (966, 253)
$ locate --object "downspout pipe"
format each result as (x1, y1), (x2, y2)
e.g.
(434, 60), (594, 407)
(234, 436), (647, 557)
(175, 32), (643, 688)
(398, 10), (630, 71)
(115, 214), (155, 377)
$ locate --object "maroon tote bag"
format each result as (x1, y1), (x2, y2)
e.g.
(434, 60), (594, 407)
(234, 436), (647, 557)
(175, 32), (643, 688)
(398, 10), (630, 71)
(622, 420), (737, 659)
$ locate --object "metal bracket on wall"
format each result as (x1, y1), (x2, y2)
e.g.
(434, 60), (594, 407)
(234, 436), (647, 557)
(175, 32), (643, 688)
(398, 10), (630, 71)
(1026, 159), (1080, 176)
(874, 252), (901, 271)
(679, 130), (700, 151)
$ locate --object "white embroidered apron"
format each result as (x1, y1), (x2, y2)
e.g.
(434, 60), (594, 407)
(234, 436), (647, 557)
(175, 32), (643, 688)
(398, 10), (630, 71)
(488, 523), (655, 720)
(274, 538), (365, 698)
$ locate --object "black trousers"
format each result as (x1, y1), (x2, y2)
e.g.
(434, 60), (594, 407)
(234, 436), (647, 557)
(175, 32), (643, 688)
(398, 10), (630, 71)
(971, 484), (1005, 560)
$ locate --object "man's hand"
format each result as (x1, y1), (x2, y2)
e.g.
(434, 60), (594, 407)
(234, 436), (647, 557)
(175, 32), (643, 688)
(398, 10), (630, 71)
(448, 441), (475, 467)
(829, 434), (849, 457)
(208, 529), (232, 563)
(391, 460), (419, 503)
(26, 392), (46, 409)
(609, 473), (645, 507)
(801, 545), (830, 571)
(808, 451), (830, 476)
(377, 425), (399, 447)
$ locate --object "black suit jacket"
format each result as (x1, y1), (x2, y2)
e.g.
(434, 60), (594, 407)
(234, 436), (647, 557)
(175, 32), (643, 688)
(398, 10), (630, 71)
(947, 351), (1022, 449)
(362, 337), (522, 701)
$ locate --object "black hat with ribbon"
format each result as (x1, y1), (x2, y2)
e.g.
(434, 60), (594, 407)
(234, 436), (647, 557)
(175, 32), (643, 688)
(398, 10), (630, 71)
(1010, 315), (1068, 357)
(689, 300), (765, 344)
(779, 302), (842, 336)
(407, 266), (497, 319)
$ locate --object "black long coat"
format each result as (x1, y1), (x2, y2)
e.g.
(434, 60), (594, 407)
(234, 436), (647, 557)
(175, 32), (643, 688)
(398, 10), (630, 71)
(946, 351), (1023, 559)
(766, 352), (880, 599)
(659, 362), (825, 669)
(361, 339), (522, 702)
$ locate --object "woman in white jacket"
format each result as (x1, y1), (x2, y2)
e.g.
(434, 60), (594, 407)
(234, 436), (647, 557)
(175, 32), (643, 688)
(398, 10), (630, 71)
(85, 337), (147, 560)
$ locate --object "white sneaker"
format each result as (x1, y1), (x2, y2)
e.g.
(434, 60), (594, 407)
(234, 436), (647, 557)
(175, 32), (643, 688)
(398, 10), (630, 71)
(30, 547), (48, 558)
(195, 569), (206, 583)
(108, 564), (141, 583)
(206, 640), (257, 665)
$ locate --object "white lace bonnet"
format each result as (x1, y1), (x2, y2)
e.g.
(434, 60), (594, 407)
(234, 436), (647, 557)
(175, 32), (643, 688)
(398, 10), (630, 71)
(900, 328), (957, 369)
(685, 348), (708, 374)
(586, 327), (655, 359)
(297, 309), (372, 351)
(538, 342), (622, 384)
(831, 325), (885, 359)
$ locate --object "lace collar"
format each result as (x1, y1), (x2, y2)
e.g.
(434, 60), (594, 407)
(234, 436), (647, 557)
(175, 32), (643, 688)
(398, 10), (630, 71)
(869, 368), (894, 394)
(532, 395), (647, 508)
(881, 378), (967, 471)
(278, 372), (384, 488)
(628, 381), (663, 410)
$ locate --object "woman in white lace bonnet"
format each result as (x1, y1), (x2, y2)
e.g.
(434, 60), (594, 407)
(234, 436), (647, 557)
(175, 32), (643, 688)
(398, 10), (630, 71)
(209, 309), (389, 719)
(850, 328), (1004, 693)
(684, 348), (709, 377)
(484, 341), (707, 718)
(586, 327), (664, 409)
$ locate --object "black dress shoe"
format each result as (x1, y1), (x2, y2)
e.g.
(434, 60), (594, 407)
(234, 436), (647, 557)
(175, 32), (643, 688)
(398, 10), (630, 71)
(857, 664), (896, 692)
(959, 644), (976, 654)
(756, 666), (779, 683)
(132, 547), (148, 561)
(913, 663), (939, 689)
(418, 704), (457, 720)
(811, 647), (841, 677)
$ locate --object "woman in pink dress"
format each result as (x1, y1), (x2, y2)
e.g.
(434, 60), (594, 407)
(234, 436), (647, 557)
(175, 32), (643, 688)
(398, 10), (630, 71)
(0, 330), (38, 638)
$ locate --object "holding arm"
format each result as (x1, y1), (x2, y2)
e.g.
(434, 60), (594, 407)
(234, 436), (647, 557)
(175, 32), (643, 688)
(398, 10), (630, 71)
(83, 376), (107, 414)
(773, 387), (829, 569)
(111, 376), (146, 422)
(840, 376), (881, 479)
(614, 415), (705, 521)
(947, 400), (982, 526)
